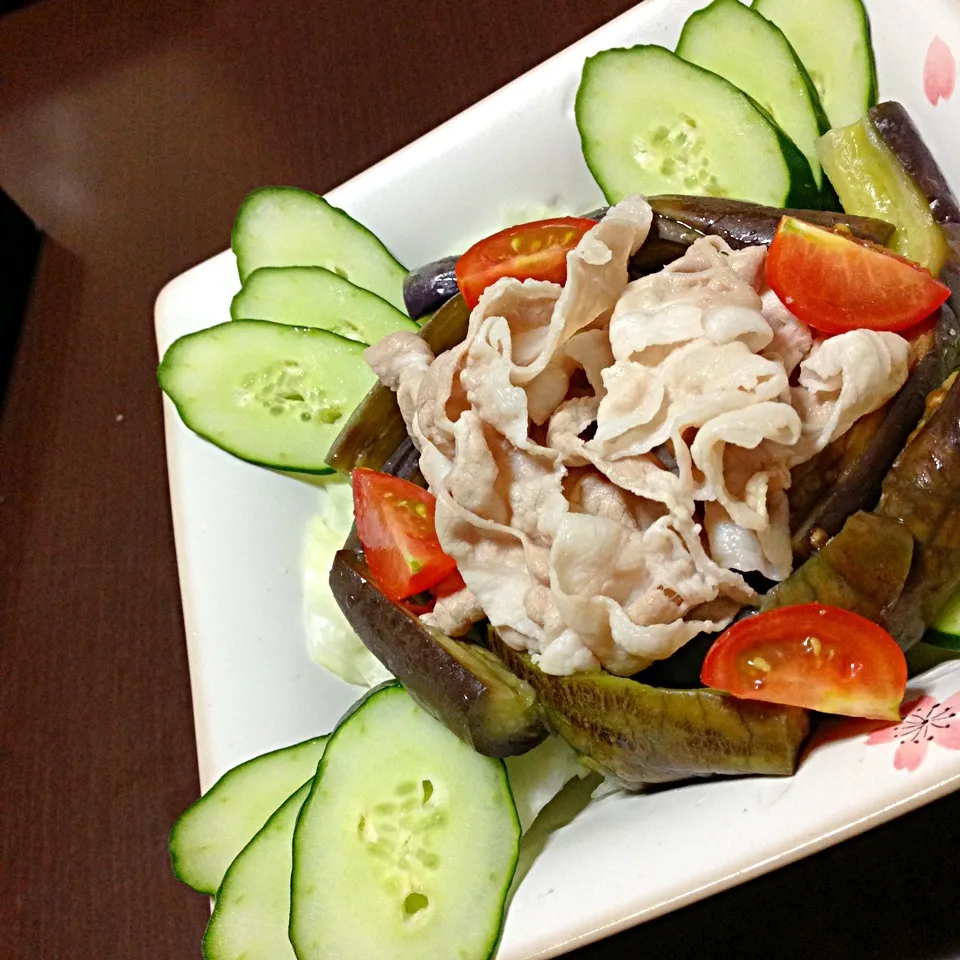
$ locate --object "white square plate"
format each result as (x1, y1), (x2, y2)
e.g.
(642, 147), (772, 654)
(156, 1), (960, 956)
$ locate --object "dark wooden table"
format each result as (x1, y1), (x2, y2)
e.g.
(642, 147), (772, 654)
(2, 1), (959, 957)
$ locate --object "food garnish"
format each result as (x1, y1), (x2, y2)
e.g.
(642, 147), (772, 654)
(766, 216), (950, 334)
(455, 217), (596, 308)
(700, 603), (908, 721)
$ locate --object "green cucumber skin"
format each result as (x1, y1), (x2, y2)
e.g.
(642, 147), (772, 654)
(865, 6), (879, 111)
(289, 683), (520, 960)
(846, 0), (879, 110)
(230, 266), (418, 343)
(926, 630), (960, 652)
(231, 186), (408, 311)
(202, 784), (310, 960)
(753, 0), (877, 127)
(748, 97), (821, 209)
(575, 44), (819, 210)
(158, 320), (375, 475)
(817, 116), (948, 273)
(676, 0), (830, 192)
(169, 735), (328, 896)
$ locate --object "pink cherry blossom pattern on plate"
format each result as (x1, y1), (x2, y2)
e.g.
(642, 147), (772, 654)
(924, 36), (956, 105)
(865, 692), (960, 770)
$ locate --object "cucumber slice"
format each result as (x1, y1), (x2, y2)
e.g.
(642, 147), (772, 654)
(232, 187), (408, 312)
(158, 320), (376, 474)
(818, 115), (947, 273)
(930, 586), (960, 648)
(753, 0), (877, 129)
(231, 266), (418, 343)
(202, 783), (310, 960)
(575, 44), (819, 208)
(676, 0), (829, 189)
(290, 683), (520, 960)
(170, 735), (328, 895)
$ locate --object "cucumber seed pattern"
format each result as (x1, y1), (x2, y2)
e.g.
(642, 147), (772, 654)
(635, 116), (723, 195)
(237, 359), (343, 423)
(357, 777), (444, 920)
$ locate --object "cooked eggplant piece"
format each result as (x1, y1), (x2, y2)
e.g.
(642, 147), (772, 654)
(789, 405), (888, 536)
(791, 304), (960, 559)
(402, 255), (460, 320)
(488, 629), (808, 787)
(324, 379), (408, 476)
(878, 373), (960, 649)
(324, 294), (470, 474)
(905, 641), (960, 677)
(817, 108), (948, 273)
(329, 550), (547, 757)
(647, 195), (895, 248)
(381, 436), (423, 485)
(628, 215), (703, 277)
(867, 101), (960, 306)
(764, 511), (914, 621)
(869, 101), (960, 228)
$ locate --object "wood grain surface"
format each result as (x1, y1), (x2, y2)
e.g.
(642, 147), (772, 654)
(1, 1), (958, 958)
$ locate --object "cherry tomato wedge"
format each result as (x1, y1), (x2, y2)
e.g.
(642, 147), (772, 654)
(430, 568), (466, 598)
(766, 216), (950, 334)
(352, 468), (457, 602)
(403, 597), (436, 617)
(700, 603), (907, 720)
(455, 217), (597, 308)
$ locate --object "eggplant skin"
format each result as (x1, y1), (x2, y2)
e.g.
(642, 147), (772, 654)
(792, 304), (960, 559)
(402, 255), (460, 320)
(870, 101), (960, 227)
(324, 295), (471, 475)
(488, 630), (808, 788)
(867, 101), (960, 311)
(648, 195), (895, 248)
(381, 436), (423, 485)
(789, 405), (887, 541)
(328, 551), (547, 757)
(765, 511), (914, 622)
(879, 373), (960, 649)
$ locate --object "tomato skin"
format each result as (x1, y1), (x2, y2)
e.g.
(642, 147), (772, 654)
(766, 216), (950, 335)
(352, 468), (457, 602)
(700, 603), (907, 721)
(403, 597), (436, 617)
(430, 568), (466, 598)
(455, 217), (597, 308)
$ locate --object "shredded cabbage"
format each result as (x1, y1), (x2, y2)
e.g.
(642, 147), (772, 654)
(504, 736), (589, 833)
(302, 482), (393, 688)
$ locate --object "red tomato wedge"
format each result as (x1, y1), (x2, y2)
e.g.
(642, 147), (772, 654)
(430, 568), (466, 598)
(700, 603), (907, 721)
(766, 216), (950, 334)
(455, 217), (597, 308)
(352, 468), (457, 602)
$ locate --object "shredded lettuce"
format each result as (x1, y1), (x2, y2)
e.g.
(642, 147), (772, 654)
(507, 750), (602, 899)
(505, 736), (589, 833)
(319, 481), (355, 536)
(302, 482), (393, 688)
(497, 201), (574, 229)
